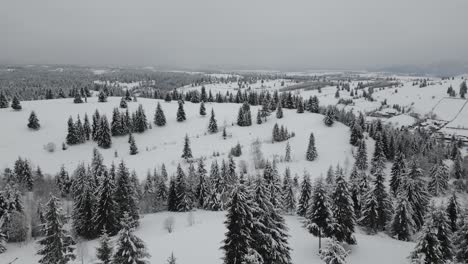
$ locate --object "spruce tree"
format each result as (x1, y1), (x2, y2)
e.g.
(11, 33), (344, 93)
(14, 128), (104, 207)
(410, 218), (444, 264)
(154, 102), (167, 126)
(370, 168), (393, 231)
(111, 108), (123, 136)
(453, 215), (468, 263)
(428, 161), (449, 196)
(0, 91), (9, 108)
(331, 171), (356, 244)
(251, 178), (292, 264)
(167, 177), (178, 212)
(133, 104), (148, 133)
(83, 114), (91, 140)
(281, 172), (296, 214)
(355, 140), (368, 171)
(97, 115), (112, 149)
(113, 213), (150, 264)
(92, 110), (101, 141)
(11, 95), (22, 110)
(96, 231), (113, 264)
(181, 134), (193, 160)
(370, 134), (387, 175)
(98, 90), (107, 102)
(400, 161), (430, 230)
(175, 164), (192, 212)
(66, 116), (78, 145)
(72, 166), (96, 239)
(306, 177), (333, 250)
(280, 141), (290, 163)
(389, 152), (406, 196)
(390, 194), (415, 241)
(359, 187), (380, 233)
(323, 108), (334, 126)
(114, 161), (139, 227)
(276, 102), (283, 119)
(349, 123), (362, 146)
(221, 184), (259, 264)
(75, 115), (86, 143)
(200, 101), (206, 116)
(256, 110), (262, 125)
(446, 193), (460, 232)
(129, 134), (138, 155)
(37, 195), (76, 264)
(430, 207), (453, 261)
(27, 111), (40, 130)
(208, 108), (218, 133)
(306, 132), (318, 161)
(120, 97), (128, 108)
(93, 170), (119, 236)
(176, 100), (186, 122)
(73, 92), (83, 104)
(297, 174), (312, 217)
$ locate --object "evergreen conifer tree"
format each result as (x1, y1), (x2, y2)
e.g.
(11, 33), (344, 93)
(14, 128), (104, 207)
(181, 134), (193, 160)
(11, 95), (22, 110)
(28, 111), (40, 130)
(390, 152), (406, 196)
(446, 193), (460, 232)
(175, 164), (192, 212)
(410, 216), (444, 264)
(93, 170), (119, 236)
(306, 132), (318, 161)
(96, 230), (113, 264)
(390, 194), (415, 241)
(0, 91), (9, 108)
(208, 108), (218, 133)
(200, 102), (206, 116)
(221, 184), (259, 264)
(129, 134), (138, 155)
(176, 100), (186, 122)
(306, 177), (333, 250)
(37, 195), (76, 264)
(98, 90), (107, 102)
(167, 177), (178, 212)
(114, 161), (139, 227)
(66, 116), (78, 145)
(83, 114), (91, 140)
(323, 108), (334, 126)
(154, 102), (166, 126)
(276, 102), (283, 119)
(453, 215), (468, 263)
(355, 140), (368, 171)
(97, 116), (112, 149)
(297, 174), (312, 217)
(331, 171), (356, 244)
(428, 161), (449, 196)
(113, 213), (150, 264)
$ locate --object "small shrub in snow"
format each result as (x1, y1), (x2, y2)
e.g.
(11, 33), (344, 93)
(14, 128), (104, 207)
(44, 142), (56, 153)
(62, 142), (67, 150)
(320, 238), (349, 264)
(164, 216), (175, 233)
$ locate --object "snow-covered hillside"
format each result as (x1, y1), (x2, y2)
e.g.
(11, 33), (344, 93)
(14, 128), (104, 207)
(0, 97), (352, 180)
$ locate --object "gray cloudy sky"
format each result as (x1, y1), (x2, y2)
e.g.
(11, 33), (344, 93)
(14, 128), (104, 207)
(1, 0), (468, 70)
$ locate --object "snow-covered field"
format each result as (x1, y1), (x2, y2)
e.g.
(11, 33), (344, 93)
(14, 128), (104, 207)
(2, 211), (414, 264)
(0, 97), (352, 180)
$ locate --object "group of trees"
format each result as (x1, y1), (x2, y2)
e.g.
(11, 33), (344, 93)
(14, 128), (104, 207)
(65, 111), (111, 149)
(272, 123), (294, 142)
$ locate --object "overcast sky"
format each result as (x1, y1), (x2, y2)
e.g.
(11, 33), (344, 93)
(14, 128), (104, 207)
(1, 0), (468, 70)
